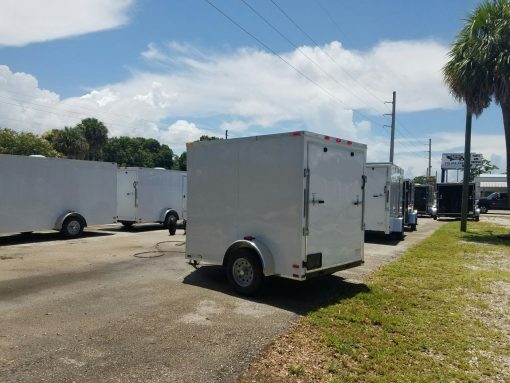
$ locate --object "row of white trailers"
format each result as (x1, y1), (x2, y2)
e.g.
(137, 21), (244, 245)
(1, 131), (418, 294)
(0, 154), (187, 237)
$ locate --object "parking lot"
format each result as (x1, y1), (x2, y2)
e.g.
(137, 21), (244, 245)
(1, 218), (443, 382)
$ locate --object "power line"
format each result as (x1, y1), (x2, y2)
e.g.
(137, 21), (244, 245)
(271, 0), (389, 112)
(204, 0), (385, 127)
(243, 0), (387, 123)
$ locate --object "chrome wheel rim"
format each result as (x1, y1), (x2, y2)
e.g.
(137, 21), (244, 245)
(232, 258), (254, 287)
(67, 220), (81, 236)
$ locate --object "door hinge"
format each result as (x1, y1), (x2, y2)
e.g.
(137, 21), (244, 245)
(304, 168), (310, 177)
(303, 227), (309, 236)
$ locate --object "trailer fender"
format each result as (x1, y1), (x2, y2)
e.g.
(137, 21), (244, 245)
(159, 208), (179, 223)
(54, 211), (87, 230)
(223, 239), (275, 277)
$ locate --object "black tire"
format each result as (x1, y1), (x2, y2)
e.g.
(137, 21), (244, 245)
(165, 212), (178, 235)
(433, 215), (438, 220)
(226, 248), (263, 295)
(61, 216), (84, 238)
(475, 216), (480, 222)
(120, 221), (134, 228)
(411, 224), (417, 231)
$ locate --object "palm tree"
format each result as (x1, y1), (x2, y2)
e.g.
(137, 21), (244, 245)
(443, 0), (510, 226)
(52, 127), (89, 160)
(77, 118), (108, 161)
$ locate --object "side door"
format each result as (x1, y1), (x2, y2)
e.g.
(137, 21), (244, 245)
(117, 170), (138, 220)
(305, 142), (365, 270)
(181, 174), (187, 220)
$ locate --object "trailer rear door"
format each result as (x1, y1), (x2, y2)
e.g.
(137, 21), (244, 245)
(305, 142), (364, 270)
(181, 174), (187, 220)
(117, 170), (138, 220)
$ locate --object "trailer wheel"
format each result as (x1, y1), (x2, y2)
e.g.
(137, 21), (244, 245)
(226, 249), (263, 295)
(120, 221), (134, 228)
(433, 215), (438, 220)
(474, 216), (480, 222)
(165, 212), (178, 235)
(411, 224), (417, 231)
(61, 216), (84, 238)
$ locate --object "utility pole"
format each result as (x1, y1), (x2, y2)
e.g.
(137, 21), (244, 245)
(385, 91), (396, 163)
(428, 138), (432, 179)
(460, 106), (473, 232)
(225, 130), (228, 139)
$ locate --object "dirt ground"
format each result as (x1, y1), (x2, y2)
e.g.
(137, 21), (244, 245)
(0, 219), (442, 383)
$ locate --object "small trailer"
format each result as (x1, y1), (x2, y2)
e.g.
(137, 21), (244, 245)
(402, 179), (418, 231)
(0, 154), (117, 237)
(116, 167), (187, 234)
(186, 131), (367, 294)
(364, 162), (405, 239)
(414, 184), (437, 218)
(436, 182), (480, 221)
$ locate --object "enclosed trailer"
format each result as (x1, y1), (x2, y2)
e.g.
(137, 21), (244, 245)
(414, 184), (437, 218)
(364, 162), (405, 238)
(186, 131), (366, 294)
(116, 167), (187, 233)
(402, 179), (418, 231)
(436, 182), (480, 220)
(0, 154), (117, 237)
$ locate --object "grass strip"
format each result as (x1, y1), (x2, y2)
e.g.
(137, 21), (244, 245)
(242, 221), (510, 382)
(309, 221), (510, 382)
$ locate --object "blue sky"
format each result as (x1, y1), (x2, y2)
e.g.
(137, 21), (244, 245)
(0, 0), (505, 177)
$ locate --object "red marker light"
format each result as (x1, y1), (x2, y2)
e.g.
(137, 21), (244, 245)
(347, 141), (353, 145)
(292, 131), (301, 136)
(336, 138), (342, 143)
(292, 264), (300, 269)
(244, 236), (255, 241)
(324, 135), (331, 140)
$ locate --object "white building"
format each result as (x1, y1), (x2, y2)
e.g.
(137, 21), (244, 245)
(474, 173), (507, 198)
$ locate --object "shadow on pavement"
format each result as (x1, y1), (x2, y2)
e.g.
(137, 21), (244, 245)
(364, 231), (401, 246)
(183, 265), (370, 315)
(99, 223), (186, 233)
(0, 230), (114, 246)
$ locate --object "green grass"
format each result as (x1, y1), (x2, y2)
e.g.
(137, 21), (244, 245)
(307, 221), (510, 382)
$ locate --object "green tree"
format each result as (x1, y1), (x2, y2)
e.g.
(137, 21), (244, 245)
(199, 135), (222, 141)
(103, 136), (174, 168)
(0, 128), (60, 157)
(413, 175), (437, 185)
(50, 127), (89, 160)
(469, 158), (499, 181)
(173, 151), (187, 171)
(76, 118), (108, 160)
(443, 0), (510, 207)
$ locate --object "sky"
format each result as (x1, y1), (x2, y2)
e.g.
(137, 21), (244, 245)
(0, 0), (505, 178)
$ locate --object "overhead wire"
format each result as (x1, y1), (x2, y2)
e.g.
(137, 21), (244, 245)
(204, 0), (385, 128)
(241, 0), (387, 125)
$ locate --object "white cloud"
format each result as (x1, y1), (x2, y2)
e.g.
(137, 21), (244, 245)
(160, 120), (217, 152)
(0, 0), (133, 47)
(1, 39), (503, 176)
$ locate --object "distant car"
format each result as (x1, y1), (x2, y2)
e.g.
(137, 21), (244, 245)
(476, 192), (509, 213)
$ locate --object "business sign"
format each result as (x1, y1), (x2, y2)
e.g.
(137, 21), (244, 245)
(441, 153), (483, 170)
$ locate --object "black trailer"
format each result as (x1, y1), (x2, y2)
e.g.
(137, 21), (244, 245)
(436, 183), (479, 221)
(414, 184), (437, 218)
(402, 179), (418, 230)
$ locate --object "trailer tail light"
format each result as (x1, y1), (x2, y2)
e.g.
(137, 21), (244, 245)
(292, 131), (301, 136)
(243, 236), (255, 241)
(324, 135), (331, 140)
(347, 141), (353, 145)
(336, 138), (342, 143)
(292, 264), (300, 269)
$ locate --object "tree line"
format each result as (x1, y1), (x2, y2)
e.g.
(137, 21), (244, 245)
(0, 118), (187, 171)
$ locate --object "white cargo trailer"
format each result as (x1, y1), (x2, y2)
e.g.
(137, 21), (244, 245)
(116, 167), (187, 234)
(186, 131), (366, 294)
(365, 162), (404, 238)
(0, 154), (117, 237)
